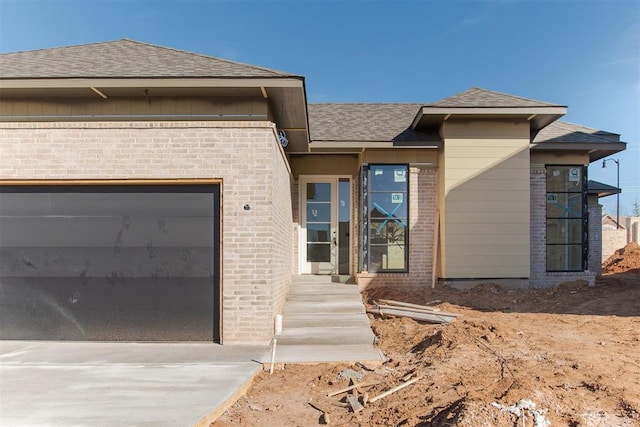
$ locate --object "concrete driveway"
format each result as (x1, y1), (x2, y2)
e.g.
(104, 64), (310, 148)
(0, 341), (269, 426)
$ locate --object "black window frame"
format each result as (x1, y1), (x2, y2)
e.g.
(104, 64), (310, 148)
(545, 165), (588, 272)
(362, 164), (410, 273)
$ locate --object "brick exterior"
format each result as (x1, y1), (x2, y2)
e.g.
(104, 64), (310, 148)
(588, 195), (602, 274)
(0, 121), (292, 345)
(529, 168), (596, 287)
(357, 167), (438, 289)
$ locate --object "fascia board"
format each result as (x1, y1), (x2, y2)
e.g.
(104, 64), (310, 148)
(0, 77), (305, 89)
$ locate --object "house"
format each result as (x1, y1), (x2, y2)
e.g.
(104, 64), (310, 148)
(0, 40), (627, 345)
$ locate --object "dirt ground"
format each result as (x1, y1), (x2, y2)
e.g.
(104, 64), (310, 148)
(214, 243), (640, 426)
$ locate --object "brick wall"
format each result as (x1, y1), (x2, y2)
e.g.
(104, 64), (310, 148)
(357, 167), (438, 289)
(530, 168), (596, 287)
(0, 121), (292, 345)
(588, 196), (602, 274)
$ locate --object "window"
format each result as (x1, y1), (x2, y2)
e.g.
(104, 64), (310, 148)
(546, 165), (587, 271)
(362, 164), (409, 272)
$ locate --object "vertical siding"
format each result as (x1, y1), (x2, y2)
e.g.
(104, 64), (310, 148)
(441, 121), (530, 278)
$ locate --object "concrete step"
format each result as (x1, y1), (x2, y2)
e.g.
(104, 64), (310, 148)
(258, 344), (384, 364)
(287, 284), (361, 295)
(282, 300), (366, 314)
(287, 293), (361, 304)
(276, 326), (376, 346)
(283, 312), (372, 329)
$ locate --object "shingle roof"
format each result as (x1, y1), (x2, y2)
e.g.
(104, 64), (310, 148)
(0, 39), (296, 79)
(533, 121), (620, 143)
(432, 87), (562, 108)
(308, 103), (439, 142)
(588, 180), (621, 197)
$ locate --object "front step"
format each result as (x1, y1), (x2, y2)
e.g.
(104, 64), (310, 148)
(276, 326), (375, 346)
(275, 275), (378, 350)
(283, 312), (372, 329)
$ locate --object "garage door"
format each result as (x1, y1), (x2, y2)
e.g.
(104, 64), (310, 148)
(0, 184), (220, 342)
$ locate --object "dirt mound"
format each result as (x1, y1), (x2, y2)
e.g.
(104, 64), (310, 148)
(603, 242), (640, 274)
(215, 277), (640, 426)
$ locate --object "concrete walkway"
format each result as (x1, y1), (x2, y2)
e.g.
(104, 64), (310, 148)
(0, 341), (269, 426)
(259, 275), (384, 364)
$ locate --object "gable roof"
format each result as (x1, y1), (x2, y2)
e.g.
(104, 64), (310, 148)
(432, 87), (562, 108)
(0, 39), (296, 79)
(308, 103), (439, 143)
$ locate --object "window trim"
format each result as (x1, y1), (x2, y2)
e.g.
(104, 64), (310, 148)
(362, 163), (410, 273)
(545, 165), (588, 272)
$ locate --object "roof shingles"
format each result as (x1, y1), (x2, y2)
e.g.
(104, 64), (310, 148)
(432, 87), (563, 108)
(0, 39), (295, 79)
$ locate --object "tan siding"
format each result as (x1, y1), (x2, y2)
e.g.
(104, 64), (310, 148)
(290, 155), (359, 177)
(530, 151), (589, 165)
(0, 97), (269, 120)
(441, 120), (530, 278)
(362, 149), (437, 164)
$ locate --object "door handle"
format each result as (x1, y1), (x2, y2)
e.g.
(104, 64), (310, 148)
(332, 231), (337, 246)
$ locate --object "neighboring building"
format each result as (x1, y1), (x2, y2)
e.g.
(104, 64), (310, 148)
(601, 213), (640, 262)
(0, 40), (627, 345)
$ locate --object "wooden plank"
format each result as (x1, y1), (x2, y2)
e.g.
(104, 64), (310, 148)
(347, 394), (364, 413)
(368, 376), (422, 404)
(368, 308), (456, 324)
(374, 303), (461, 318)
(376, 299), (441, 312)
(326, 381), (380, 397)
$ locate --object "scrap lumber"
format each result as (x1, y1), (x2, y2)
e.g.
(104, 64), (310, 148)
(368, 307), (455, 323)
(369, 376), (422, 404)
(369, 301), (460, 324)
(326, 381), (380, 397)
(373, 303), (461, 318)
(346, 394), (364, 412)
(308, 400), (331, 414)
(376, 299), (442, 312)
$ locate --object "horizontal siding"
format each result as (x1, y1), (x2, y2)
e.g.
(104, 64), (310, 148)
(362, 149), (438, 164)
(442, 121), (530, 279)
(0, 97), (269, 119)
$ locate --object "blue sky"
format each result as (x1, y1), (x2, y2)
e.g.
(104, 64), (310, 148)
(1, 0), (638, 214)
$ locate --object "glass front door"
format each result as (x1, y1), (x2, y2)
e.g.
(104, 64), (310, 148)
(300, 177), (350, 275)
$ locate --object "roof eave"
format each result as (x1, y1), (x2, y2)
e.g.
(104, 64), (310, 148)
(530, 141), (627, 162)
(0, 76), (305, 89)
(412, 106), (567, 131)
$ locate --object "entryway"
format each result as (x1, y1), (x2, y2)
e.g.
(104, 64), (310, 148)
(299, 176), (351, 275)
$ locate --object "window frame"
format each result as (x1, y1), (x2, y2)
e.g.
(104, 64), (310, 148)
(545, 165), (588, 272)
(362, 163), (410, 273)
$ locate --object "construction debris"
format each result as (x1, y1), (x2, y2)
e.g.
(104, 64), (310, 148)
(336, 368), (364, 381)
(368, 375), (422, 404)
(326, 381), (380, 397)
(369, 299), (460, 324)
(491, 399), (550, 427)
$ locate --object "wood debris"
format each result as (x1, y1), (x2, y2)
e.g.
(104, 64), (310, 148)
(326, 381), (380, 397)
(368, 375), (422, 403)
(346, 394), (364, 412)
(369, 299), (460, 324)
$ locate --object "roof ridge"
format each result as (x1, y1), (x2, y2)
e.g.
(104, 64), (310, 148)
(434, 87), (565, 107)
(117, 39), (296, 77)
(0, 38), (123, 56)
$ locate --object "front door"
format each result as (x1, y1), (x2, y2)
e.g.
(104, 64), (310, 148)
(300, 177), (350, 275)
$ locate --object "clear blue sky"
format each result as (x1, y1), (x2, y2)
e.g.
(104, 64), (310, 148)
(1, 0), (638, 215)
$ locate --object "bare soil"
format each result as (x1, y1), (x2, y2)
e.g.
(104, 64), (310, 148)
(214, 244), (640, 426)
